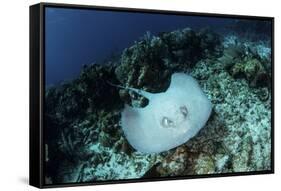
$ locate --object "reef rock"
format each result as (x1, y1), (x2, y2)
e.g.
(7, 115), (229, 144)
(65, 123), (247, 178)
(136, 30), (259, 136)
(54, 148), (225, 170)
(115, 28), (222, 107)
(230, 58), (269, 87)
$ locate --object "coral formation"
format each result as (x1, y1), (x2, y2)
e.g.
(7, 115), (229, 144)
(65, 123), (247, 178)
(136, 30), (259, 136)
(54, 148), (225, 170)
(229, 57), (269, 87)
(115, 28), (222, 107)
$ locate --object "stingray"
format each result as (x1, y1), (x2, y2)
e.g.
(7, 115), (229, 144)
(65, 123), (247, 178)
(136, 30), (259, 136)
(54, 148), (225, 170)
(114, 73), (212, 154)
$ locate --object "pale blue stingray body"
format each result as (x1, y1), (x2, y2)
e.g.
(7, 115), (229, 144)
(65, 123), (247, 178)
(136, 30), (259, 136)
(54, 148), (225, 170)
(121, 73), (212, 154)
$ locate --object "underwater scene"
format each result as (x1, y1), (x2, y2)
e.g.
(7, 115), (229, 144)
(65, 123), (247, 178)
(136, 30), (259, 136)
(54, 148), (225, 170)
(44, 7), (272, 184)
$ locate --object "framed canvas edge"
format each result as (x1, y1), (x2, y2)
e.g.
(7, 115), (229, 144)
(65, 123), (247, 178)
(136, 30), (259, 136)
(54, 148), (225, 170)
(29, 2), (275, 189)
(29, 3), (45, 188)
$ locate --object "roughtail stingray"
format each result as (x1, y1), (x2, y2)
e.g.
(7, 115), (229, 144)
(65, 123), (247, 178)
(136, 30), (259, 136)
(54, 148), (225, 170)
(121, 73), (212, 154)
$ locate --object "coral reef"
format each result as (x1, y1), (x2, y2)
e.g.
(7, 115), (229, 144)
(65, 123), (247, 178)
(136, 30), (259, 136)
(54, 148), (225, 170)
(115, 28), (222, 107)
(44, 27), (272, 184)
(220, 35), (271, 88)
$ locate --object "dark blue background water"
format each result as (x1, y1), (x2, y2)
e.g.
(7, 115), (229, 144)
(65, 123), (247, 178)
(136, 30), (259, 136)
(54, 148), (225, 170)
(45, 7), (236, 86)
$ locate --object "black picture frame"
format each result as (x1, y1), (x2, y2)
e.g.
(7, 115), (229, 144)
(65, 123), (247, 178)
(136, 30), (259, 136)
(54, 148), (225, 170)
(30, 2), (274, 188)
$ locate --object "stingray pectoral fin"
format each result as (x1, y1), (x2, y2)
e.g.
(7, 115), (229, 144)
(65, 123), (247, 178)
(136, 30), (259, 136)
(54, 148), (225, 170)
(122, 102), (183, 154)
(121, 105), (148, 152)
(169, 73), (200, 93)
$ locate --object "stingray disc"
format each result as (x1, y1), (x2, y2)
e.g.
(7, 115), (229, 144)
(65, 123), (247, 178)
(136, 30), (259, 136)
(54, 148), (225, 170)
(121, 73), (212, 154)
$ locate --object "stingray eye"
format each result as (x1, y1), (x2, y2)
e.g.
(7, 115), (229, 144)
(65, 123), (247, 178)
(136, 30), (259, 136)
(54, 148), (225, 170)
(161, 117), (175, 128)
(180, 106), (188, 118)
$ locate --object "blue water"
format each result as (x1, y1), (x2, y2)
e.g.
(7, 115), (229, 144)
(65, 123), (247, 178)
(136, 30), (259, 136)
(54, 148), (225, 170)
(45, 7), (236, 86)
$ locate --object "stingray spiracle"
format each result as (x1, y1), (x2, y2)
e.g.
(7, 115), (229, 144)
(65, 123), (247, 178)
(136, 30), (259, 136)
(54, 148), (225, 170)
(161, 105), (188, 128)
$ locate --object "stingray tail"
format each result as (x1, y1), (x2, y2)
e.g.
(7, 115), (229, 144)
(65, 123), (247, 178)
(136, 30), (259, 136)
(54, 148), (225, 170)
(106, 81), (153, 100)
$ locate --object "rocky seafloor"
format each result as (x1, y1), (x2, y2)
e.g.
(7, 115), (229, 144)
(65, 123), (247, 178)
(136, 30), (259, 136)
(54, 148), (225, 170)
(44, 27), (272, 184)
